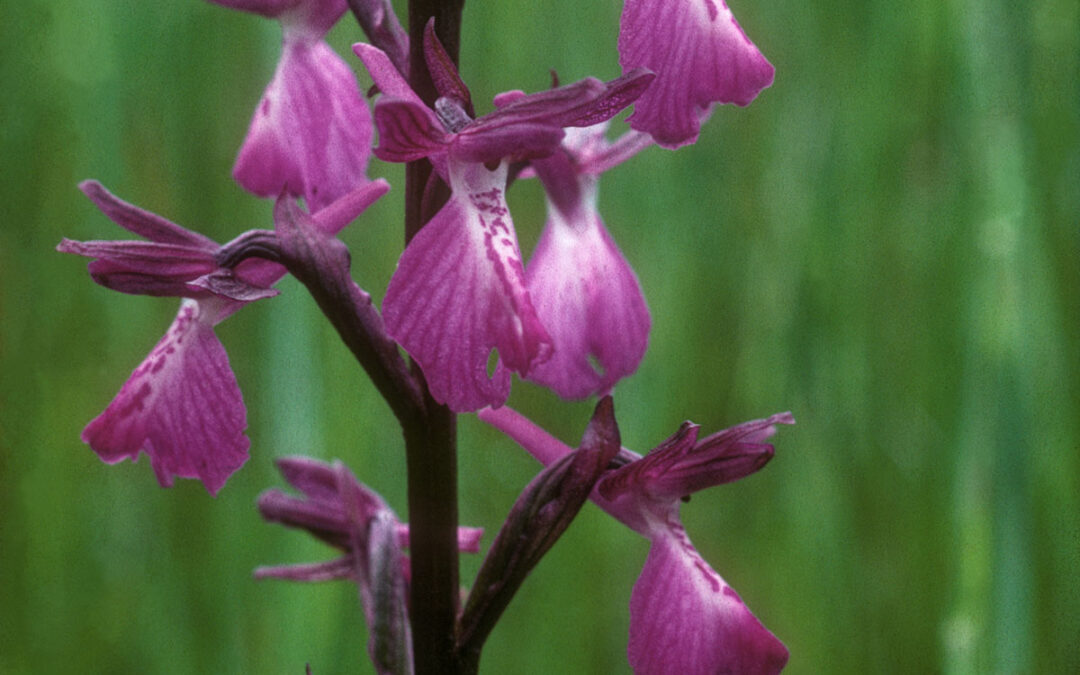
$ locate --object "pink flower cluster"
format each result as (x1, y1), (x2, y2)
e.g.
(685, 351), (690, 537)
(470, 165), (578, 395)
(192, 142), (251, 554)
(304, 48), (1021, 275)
(59, 0), (785, 672)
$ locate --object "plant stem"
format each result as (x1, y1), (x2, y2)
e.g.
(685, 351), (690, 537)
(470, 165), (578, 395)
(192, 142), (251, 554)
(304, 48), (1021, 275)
(403, 399), (459, 673)
(404, 1), (466, 672)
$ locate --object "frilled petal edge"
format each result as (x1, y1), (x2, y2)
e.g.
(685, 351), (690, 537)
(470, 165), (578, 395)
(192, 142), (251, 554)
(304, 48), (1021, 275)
(82, 299), (249, 495)
(619, 0), (774, 147)
(629, 521), (789, 675)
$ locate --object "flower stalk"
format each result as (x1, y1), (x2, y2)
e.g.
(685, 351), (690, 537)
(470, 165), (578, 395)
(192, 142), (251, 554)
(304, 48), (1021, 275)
(403, 2), (466, 672)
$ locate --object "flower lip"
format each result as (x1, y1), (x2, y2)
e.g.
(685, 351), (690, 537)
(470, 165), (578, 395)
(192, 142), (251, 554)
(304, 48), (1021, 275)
(522, 125), (653, 399)
(380, 158), (552, 411)
(77, 298), (252, 496)
(628, 522), (790, 674)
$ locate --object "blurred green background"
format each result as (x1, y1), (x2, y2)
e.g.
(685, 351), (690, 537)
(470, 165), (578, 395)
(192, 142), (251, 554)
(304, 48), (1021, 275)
(2, 0), (1077, 672)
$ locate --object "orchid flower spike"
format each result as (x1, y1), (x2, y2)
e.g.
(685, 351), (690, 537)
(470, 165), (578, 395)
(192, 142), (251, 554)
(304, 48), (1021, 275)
(354, 40), (654, 411)
(478, 404), (793, 674)
(619, 0), (775, 148)
(58, 180), (388, 494)
(208, 0), (374, 211)
(525, 124), (653, 399)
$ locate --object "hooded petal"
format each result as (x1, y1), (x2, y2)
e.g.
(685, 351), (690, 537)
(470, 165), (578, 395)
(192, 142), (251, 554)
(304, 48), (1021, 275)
(233, 39), (372, 212)
(525, 184), (650, 399)
(619, 0), (774, 147)
(57, 238), (278, 303)
(599, 413), (793, 507)
(82, 299), (249, 495)
(629, 520), (789, 674)
(382, 159), (551, 411)
(61, 183), (276, 302)
(357, 43), (653, 168)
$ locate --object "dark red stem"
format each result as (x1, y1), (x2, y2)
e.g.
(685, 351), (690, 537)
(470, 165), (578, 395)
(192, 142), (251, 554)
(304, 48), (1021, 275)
(404, 1), (466, 673)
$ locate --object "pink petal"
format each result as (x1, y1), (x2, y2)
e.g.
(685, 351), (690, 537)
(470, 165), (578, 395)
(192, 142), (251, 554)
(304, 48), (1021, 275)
(597, 422), (699, 509)
(78, 180), (216, 248)
(81, 262), (217, 298)
(57, 238), (276, 302)
(525, 185), (650, 399)
(382, 160), (551, 411)
(664, 412), (792, 496)
(81, 299), (250, 495)
(233, 39), (372, 212)
(354, 44), (450, 163)
(371, 98), (451, 163)
(471, 72), (652, 132)
(455, 526), (485, 553)
(311, 178), (392, 236)
(56, 239), (217, 278)
(451, 121), (565, 164)
(353, 42), (422, 103)
(492, 90), (526, 108)
(254, 556), (357, 582)
(275, 455), (345, 502)
(599, 413), (792, 509)
(619, 0), (774, 147)
(577, 128), (655, 176)
(423, 20), (473, 110)
(629, 519), (788, 675)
